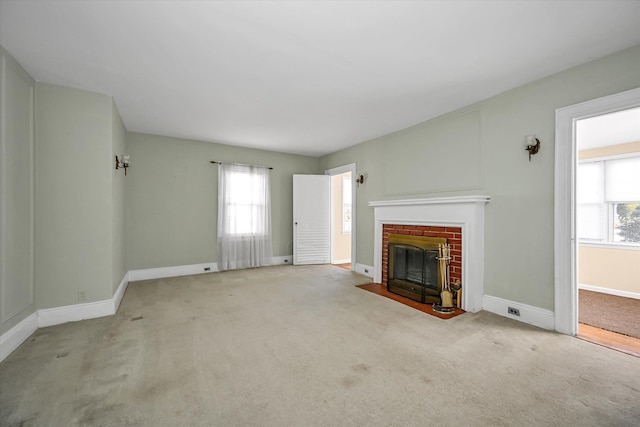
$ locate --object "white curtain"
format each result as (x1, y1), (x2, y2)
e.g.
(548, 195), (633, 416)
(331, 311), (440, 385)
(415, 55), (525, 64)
(217, 163), (273, 270)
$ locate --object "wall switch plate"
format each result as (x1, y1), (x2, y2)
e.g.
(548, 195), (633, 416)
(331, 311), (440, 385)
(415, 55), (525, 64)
(77, 291), (87, 301)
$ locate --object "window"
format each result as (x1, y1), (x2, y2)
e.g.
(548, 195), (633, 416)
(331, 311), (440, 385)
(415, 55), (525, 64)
(217, 163), (272, 270)
(342, 176), (352, 234)
(577, 155), (640, 244)
(218, 164), (270, 236)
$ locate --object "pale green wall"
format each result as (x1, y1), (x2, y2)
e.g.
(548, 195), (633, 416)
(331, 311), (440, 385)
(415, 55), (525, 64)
(0, 46), (36, 334)
(111, 101), (127, 293)
(125, 133), (320, 270)
(320, 44), (640, 311)
(35, 83), (114, 308)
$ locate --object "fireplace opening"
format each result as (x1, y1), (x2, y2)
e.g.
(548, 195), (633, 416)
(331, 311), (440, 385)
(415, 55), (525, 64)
(387, 235), (446, 304)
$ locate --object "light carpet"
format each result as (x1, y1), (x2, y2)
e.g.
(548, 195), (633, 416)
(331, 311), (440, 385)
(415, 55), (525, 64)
(1, 265), (639, 426)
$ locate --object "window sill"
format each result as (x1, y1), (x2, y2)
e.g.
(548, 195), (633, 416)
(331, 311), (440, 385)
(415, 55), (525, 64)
(578, 241), (640, 251)
(221, 234), (268, 239)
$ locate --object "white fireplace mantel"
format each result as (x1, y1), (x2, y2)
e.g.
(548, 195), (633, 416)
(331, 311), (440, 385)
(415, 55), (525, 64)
(369, 195), (490, 313)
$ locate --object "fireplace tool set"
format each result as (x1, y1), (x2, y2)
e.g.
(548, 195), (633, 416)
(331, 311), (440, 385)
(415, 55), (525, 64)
(433, 243), (459, 314)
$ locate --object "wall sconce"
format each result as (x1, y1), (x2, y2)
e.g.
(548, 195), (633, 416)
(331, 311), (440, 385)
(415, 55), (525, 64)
(115, 155), (130, 175)
(525, 135), (540, 161)
(355, 174), (365, 186)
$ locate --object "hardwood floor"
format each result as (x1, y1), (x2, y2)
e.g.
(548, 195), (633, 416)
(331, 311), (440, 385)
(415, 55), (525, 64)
(355, 283), (464, 319)
(335, 263), (351, 270)
(578, 323), (640, 358)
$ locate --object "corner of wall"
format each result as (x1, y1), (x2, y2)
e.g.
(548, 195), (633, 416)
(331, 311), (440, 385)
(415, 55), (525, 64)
(0, 271), (129, 363)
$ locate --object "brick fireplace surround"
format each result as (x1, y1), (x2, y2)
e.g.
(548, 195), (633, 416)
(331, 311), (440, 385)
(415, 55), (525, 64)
(369, 196), (490, 312)
(382, 224), (462, 289)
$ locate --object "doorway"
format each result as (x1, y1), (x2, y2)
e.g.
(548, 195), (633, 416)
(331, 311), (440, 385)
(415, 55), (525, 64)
(292, 164), (356, 269)
(555, 87), (640, 355)
(574, 107), (640, 356)
(326, 163), (356, 271)
(330, 172), (352, 267)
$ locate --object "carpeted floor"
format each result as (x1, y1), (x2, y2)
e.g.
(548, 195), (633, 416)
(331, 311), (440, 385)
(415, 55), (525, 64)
(579, 289), (640, 339)
(2, 265), (640, 426)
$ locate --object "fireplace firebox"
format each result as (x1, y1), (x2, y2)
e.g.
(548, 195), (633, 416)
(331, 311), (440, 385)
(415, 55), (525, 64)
(387, 234), (446, 304)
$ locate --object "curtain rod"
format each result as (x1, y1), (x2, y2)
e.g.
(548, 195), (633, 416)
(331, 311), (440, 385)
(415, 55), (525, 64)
(209, 161), (273, 170)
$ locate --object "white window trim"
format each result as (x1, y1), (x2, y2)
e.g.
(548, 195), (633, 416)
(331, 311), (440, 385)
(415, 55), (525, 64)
(577, 154), (640, 247)
(341, 176), (352, 235)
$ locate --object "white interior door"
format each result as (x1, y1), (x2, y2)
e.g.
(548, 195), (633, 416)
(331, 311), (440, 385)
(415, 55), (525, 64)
(293, 174), (330, 265)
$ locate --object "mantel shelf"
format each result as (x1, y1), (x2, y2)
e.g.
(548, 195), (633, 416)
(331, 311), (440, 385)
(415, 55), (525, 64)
(369, 195), (490, 208)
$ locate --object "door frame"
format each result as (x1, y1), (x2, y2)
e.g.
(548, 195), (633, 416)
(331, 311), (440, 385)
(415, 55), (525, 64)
(554, 87), (640, 335)
(325, 163), (357, 271)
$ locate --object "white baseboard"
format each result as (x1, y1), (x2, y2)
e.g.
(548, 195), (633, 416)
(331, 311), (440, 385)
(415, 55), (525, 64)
(271, 255), (293, 265)
(38, 300), (114, 328)
(1, 272), (130, 362)
(129, 257), (294, 281)
(0, 312), (38, 362)
(39, 271), (131, 327)
(354, 263), (374, 278)
(113, 272), (130, 312)
(128, 262), (218, 281)
(578, 283), (640, 300)
(482, 295), (555, 331)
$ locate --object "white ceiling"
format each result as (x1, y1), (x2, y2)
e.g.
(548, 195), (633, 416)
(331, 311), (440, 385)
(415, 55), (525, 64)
(577, 107), (640, 150)
(2, 1), (640, 157)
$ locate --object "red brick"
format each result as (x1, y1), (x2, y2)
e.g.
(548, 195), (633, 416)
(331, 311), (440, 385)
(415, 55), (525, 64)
(429, 226), (446, 232)
(381, 223), (464, 286)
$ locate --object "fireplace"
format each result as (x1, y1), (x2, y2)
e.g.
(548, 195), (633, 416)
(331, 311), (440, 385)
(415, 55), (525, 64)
(369, 196), (490, 312)
(387, 234), (445, 304)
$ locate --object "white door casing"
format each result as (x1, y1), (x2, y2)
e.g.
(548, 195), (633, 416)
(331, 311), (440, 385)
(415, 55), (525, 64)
(554, 87), (640, 335)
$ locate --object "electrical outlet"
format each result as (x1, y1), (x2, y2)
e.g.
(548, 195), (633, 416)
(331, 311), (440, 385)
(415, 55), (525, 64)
(77, 291), (87, 301)
(508, 307), (520, 316)
(204, 267), (211, 271)
(364, 269), (369, 273)
(283, 258), (290, 263)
